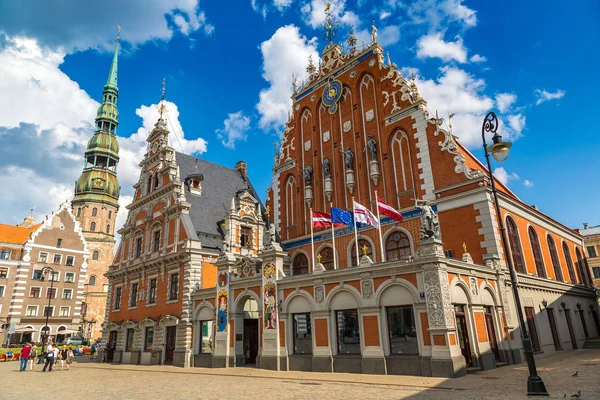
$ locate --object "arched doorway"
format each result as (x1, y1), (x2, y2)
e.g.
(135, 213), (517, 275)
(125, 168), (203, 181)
(40, 326), (51, 344)
(56, 326), (67, 344)
(236, 295), (260, 365)
(452, 284), (473, 367)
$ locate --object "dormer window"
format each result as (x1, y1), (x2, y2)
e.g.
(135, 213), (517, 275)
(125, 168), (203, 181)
(185, 173), (204, 196)
(240, 226), (252, 249)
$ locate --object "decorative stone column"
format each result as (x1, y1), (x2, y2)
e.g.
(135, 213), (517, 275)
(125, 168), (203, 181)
(212, 251), (236, 368)
(345, 169), (355, 194)
(369, 159), (380, 185)
(324, 177), (333, 201)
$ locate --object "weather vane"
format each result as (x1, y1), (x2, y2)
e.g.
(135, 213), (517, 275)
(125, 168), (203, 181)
(117, 25), (121, 41)
(158, 78), (167, 119)
(323, 2), (336, 43)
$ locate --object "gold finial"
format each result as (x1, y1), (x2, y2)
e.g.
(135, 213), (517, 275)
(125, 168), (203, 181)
(157, 78), (167, 119)
(361, 244), (369, 255)
(317, 253), (322, 263)
(325, 2), (331, 12)
(117, 25), (121, 41)
(462, 242), (467, 254)
(265, 205), (270, 217)
(410, 68), (415, 81)
(448, 112), (455, 130)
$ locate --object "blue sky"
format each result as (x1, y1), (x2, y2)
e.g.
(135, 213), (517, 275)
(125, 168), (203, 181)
(0, 0), (598, 232)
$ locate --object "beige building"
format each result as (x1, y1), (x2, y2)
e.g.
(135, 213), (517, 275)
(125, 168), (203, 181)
(579, 224), (600, 288)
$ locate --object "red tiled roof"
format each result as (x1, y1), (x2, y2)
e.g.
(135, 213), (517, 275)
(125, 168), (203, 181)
(0, 223), (41, 245)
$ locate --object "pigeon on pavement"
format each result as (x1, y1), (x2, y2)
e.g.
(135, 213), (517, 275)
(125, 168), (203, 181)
(571, 391), (581, 398)
(572, 370), (578, 377)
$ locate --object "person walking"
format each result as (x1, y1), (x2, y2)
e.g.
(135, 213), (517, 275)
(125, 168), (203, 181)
(65, 348), (73, 371)
(59, 347), (67, 371)
(90, 342), (96, 359)
(19, 343), (32, 372)
(29, 345), (38, 371)
(42, 342), (55, 372)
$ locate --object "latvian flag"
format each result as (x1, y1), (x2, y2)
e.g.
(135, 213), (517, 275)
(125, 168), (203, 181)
(377, 196), (404, 222)
(353, 201), (380, 229)
(312, 211), (334, 229)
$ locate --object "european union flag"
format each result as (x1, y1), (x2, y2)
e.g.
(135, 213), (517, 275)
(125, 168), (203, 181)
(331, 207), (354, 228)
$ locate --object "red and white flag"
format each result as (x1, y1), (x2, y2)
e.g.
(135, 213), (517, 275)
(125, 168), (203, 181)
(312, 211), (333, 229)
(377, 197), (403, 222)
(353, 201), (380, 229)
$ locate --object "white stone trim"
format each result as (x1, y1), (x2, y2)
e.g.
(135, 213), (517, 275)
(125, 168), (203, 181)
(411, 109), (435, 200)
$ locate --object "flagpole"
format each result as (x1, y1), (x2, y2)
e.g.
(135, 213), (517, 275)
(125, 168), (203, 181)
(352, 197), (359, 267)
(310, 207), (315, 273)
(330, 202), (337, 270)
(374, 190), (385, 262)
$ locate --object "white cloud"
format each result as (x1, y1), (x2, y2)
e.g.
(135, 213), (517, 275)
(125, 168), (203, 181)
(0, 0), (214, 53)
(416, 33), (467, 63)
(405, 0), (477, 30)
(507, 114), (526, 136)
(378, 25), (401, 46)
(256, 25), (319, 132)
(523, 180), (534, 187)
(273, 0), (293, 10)
(301, 0), (357, 29)
(469, 54), (486, 63)
(380, 11), (392, 20)
(493, 167), (519, 186)
(216, 111), (251, 149)
(534, 89), (566, 105)
(495, 93), (517, 113)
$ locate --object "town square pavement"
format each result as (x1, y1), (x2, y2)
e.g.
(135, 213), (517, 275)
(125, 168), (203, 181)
(0, 349), (598, 399)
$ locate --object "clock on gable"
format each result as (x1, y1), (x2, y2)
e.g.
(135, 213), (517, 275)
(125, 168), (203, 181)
(322, 78), (343, 114)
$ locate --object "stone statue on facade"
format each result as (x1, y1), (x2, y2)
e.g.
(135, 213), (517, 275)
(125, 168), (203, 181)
(371, 21), (377, 43)
(323, 158), (331, 178)
(303, 165), (313, 186)
(366, 136), (377, 161)
(415, 199), (440, 240)
(221, 239), (230, 254)
(340, 147), (354, 170)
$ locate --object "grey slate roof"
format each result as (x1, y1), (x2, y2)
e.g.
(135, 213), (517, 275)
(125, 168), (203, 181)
(175, 152), (264, 251)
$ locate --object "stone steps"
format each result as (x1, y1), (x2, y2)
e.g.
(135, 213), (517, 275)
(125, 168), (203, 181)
(582, 338), (600, 349)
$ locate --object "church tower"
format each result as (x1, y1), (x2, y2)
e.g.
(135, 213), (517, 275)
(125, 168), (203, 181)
(72, 29), (121, 340)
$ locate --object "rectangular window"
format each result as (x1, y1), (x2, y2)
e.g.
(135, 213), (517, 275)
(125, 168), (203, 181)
(26, 305), (38, 316)
(153, 231), (161, 252)
(148, 278), (157, 304)
(593, 267), (600, 279)
(168, 273), (179, 301)
(65, 256), (75, 266)
(199, 320), (214, 354)
(43, 306), (54, 317)
(32, 269), (43, 280)
(114, 286), (122, 310)
(125, 328), (134, 352)
(292, 313), (312, 355)
(59, 307), (70, 317)
(46, 288), (57, 299)
(134, 238), (142, 258)
(0, 249), (10, 260)
(335, 309), (361, 355)
(240, 227), (252, 248)
(524, 307), (541, 352)
(130, 283), (138, 307)
(444, 249), (454, 258)
(29, 287), (41, 298)
(56, 239), (62, 248)
(587, 246), (598, 258)
(144, 327), (154, 352)
(0, 285), (4, 297)
(39, 252), (48, 263)
(65, 272), (75, 283)
(49, 271), (59, 282)
(0, 267), (8, 278)
(62, 289), (73, 300)
(386, 306), (418, 355)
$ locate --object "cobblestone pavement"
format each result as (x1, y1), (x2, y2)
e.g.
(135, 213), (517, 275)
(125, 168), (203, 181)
(1, 350), (598, 400)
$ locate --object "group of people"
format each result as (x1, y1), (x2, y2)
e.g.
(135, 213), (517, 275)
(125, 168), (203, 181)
(15, 341), (74, 372)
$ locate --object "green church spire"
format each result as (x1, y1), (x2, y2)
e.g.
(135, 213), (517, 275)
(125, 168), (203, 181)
(72, 27), (121, 211)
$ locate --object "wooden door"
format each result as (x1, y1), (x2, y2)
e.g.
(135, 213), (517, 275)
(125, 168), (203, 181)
(546, 308), (561, 350)
(243, 319), (259, 364)
(454, 308), (472, 367)
(524, 307), (541, 352)
(565, 310), (577, 349)
(164, 326), (176, 365)
(578, 311), (589, 338)
(107, 330), (117, 362)
(484, 308), (500, 362)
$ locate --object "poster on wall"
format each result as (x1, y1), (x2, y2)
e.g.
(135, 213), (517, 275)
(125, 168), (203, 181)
(262, 263), (277, 331)
(216, 271), (229, 332)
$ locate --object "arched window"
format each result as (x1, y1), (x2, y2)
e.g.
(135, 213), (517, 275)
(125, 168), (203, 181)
(154, 174), (160, 190)
(506, 217), (525, 273)
(351, 239), (374, 266)
(575, 248), (587, 286)
(147, 174), (153, 194)
(562, 242), (577, 283)
(90, 222), (96, 232)
(292, 253), (309, 276)
(92, 208), (98, 217)
(528, 227), (546, 278)
(391, 131), (414, 208)
(77, 208), (81, 217)
(106, 224), (111, 234)
(92, 250), (99, 261)
(318, 247), (335, 271)
(286, 176), (296, 227)
(547, 236), (563, 282)
(89, 275), (96, 286)
(385, 231), (411, 262)
(108, 210), (112, 220)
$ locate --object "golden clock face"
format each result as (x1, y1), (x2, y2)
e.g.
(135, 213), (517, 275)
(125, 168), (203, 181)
(93, 178), (104, 188)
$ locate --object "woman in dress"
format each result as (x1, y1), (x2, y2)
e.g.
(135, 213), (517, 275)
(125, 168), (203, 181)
(28, 345), (38, 371)
(65, 348), (74, 370)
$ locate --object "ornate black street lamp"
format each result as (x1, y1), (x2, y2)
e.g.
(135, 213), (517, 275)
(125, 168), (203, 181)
(481, 111), (548, 396)
(40, 266), (56, 347)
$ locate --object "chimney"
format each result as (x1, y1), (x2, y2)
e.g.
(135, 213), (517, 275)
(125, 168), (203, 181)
(235, 161), (247, 177)
(583, 222), (589, 229)
(532, 205), (538, 210)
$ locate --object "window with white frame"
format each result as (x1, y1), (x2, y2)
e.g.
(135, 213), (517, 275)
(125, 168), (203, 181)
(152, 230), (161, 252)
(49, 271), (59, 282)
(62, 289), (73, 300)
(59, 307), (70, 317)
(65, 256), (75, 266)
(32, 269), (43, 280)
(46, 288), (57, 299)
(38, 252), (48, 263)
(168, 272), (179, 301)
(587, 246), (598, 258)
(135, 237), (143, 258)
(29, 287), (41, 298)
(53, 254), (62, 264)
(129, 282), (138, 308)
(65, 272), (75, 283)
(26, 305), (38, 317)
(0, 249), (10, 260)
(0, 267), (7, 278)
(113, 286), (122, 310)
(593, 267), (600, 279)
(0, 285), (4, 297)
(147, 278), (157, 304)
(43, 306), (54, 317)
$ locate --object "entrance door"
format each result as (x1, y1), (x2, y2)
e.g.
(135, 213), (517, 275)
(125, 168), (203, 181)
(243, 319), (259, 364)
(524, 307), (541, 352)
(546, 308), (562, 350)
(107, 330), (118, 362)
(484, 307), (500, 362)
(454, 306), (472, 367)
(164, 326), (176, 365)
(578, 310), (589, 338)
(564, 310), (578, 350)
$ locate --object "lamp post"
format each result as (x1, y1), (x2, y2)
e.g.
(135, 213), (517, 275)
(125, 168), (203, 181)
(481, 111), (548, 396)
(40, 266), (56, 347)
